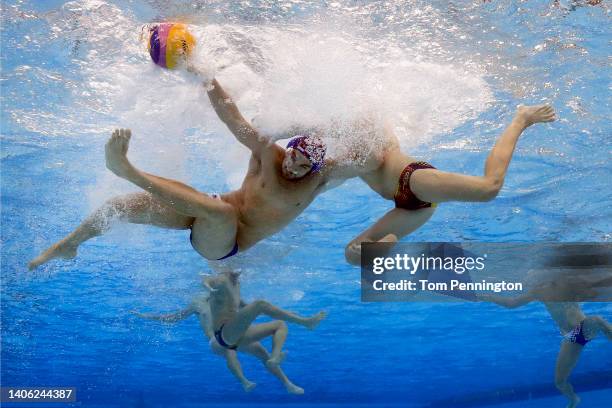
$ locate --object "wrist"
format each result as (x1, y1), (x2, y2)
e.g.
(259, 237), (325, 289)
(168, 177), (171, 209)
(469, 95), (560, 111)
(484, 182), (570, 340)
(512, 116), (529, 129)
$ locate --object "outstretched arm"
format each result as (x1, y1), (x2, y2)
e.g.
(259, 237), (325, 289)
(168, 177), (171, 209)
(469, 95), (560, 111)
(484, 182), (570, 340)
(133, 305), (196, 323)
(204, 76), (269, 155)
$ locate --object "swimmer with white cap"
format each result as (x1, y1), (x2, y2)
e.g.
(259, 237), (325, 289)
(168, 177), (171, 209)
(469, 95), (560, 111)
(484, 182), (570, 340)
(134, 270), (325, 394)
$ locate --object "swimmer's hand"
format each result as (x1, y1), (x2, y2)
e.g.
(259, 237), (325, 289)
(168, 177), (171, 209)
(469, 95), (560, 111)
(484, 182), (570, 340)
(186, 63), (205, 77)
(186, 63), (213, 87)
(105, 129), (134, 179)
(515, 104), (556, 128)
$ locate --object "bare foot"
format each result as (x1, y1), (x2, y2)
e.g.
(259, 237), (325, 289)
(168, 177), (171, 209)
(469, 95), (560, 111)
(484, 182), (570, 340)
(28, 238), (77, 270)
(516, 104), (556, 127)
(105, 128), (134, 179)
(266, 351), (287, 368)
(241, 380), (256, 392)
(285, 382), (304, 395)
(304, 311), (327, 330)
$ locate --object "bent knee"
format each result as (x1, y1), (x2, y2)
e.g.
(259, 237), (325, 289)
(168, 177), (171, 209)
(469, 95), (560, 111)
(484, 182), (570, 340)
(209, 339), (224, 355)
(480, 177), (502, 201)
(252, 299), (270, 310)
(345, 242), (361, 266)
(275, 320), (288, 331)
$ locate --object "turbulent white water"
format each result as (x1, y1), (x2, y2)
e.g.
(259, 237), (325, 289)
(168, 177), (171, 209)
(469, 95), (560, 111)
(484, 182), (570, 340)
(4, 0), (493, 203)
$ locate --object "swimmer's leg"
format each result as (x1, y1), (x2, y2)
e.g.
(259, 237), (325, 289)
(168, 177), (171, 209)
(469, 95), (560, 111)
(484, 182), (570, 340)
(223, 349), (256, 392)
(555, 340), (583, 408)
(410, 105), (556, 203)
(237, 321), (288, 368)
(105, 129), (238, 259)
(584, 315), (612, 340)
(28, 192), (192, 270)
(345, 207), (435, 265)
(105, 129), (235, 220)
(240, 342), (304, 394)
(222, 300), (326, 348)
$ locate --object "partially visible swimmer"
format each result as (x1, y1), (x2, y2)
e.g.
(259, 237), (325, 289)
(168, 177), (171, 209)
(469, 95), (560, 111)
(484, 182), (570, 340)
(481, 272), (612, 408)
(28, 67), (376, 269)
(134, 270), (326, 394)
(344, 105), (556, 264)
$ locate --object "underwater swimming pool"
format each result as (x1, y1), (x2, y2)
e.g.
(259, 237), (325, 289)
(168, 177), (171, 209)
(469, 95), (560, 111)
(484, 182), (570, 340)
(1, 0), (611, 407)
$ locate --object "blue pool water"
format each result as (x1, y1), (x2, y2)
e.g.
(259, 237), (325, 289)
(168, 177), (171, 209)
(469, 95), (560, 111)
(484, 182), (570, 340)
(1, 1), (611, 407)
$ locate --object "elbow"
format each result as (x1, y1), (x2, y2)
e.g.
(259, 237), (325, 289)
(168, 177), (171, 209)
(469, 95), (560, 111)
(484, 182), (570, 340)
(479, 177), (503, 201)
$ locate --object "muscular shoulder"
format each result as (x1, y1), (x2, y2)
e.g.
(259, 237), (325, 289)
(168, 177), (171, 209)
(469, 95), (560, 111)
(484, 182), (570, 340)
(261, 143), (285, 161)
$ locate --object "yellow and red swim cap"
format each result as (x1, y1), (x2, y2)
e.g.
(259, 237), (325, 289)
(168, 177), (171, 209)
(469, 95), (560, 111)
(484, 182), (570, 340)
(148, 23), (196, 69)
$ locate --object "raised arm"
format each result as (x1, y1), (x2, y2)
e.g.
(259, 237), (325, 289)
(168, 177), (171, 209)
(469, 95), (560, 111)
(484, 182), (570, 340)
(205, 77), (269, 155)
(133, 305), (196, 323)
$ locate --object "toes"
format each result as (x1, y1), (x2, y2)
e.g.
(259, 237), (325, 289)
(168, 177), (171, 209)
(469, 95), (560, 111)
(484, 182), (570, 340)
(119, 128), (132, 139)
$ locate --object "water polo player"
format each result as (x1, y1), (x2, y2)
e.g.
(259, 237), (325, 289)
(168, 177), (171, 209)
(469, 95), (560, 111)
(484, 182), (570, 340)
(481, 271), (612, 408)
(29, 66), (369, 268)
(344, 104), (556, 264)
(134, 270), (325, 394)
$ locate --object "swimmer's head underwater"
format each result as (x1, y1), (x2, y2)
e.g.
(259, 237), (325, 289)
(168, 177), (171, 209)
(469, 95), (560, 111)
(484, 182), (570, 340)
(200, 270), (241, 291)
(282, 135), (327, 179)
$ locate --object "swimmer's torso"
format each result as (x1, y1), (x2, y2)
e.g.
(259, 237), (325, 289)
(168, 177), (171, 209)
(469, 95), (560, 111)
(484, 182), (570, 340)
(544, 302), (586, 334)
(222, 145), (325, 249)
(208, 275), (242, 330)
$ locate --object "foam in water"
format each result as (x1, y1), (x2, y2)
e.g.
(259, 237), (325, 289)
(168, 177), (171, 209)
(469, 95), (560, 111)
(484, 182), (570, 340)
(7, 0), (492, 204)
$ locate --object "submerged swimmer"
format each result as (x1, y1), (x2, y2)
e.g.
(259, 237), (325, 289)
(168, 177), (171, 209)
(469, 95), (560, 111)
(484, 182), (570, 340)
(481, 272), (612, 408)
(29, 69), (372, 269)
(344, 104), (557, 264)
(135, 270), (325, 394)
